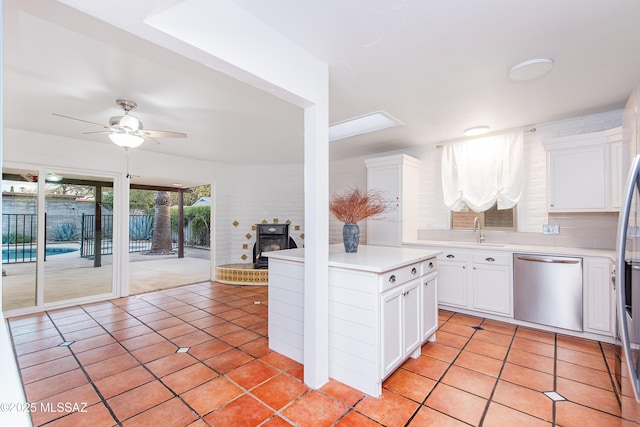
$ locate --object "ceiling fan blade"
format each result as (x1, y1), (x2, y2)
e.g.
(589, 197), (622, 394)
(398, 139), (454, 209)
(145, 135), (161, 145)
(145, 129), (187, 138)
(82, 130), (110, 135)
(52, 113), (107, 128)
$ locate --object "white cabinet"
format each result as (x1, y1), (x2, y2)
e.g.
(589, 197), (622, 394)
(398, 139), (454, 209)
(425, 246), (513, 317)
(471, 252), (512, 316)
(583, 257), (615, 336)
(366, 154), (420, 246)
(544, 127), (623, 212)
(381, 279), (421, 378)
(436, 250), (469, 308)
(421, 263), (438, 342)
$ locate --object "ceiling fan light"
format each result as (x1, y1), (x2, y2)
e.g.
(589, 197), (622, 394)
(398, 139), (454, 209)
(46, 172), (63, 182)
(119, 114), (140, 131)
(109, 132), (144, 148)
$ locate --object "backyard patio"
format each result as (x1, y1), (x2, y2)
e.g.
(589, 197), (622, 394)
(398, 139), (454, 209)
(2, 246), (211, 311)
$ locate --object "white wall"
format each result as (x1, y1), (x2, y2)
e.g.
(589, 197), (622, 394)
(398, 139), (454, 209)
(4, 128), (215, 185)
(329, 109), (623, 248)
(213, 162), (304, 267)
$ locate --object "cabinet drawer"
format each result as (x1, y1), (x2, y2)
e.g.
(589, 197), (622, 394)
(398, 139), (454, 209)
(381, 263), (421, 292)
(437, 250), (469, 262)
(472, 252), (510, 266)
(421, 258), (437, 275)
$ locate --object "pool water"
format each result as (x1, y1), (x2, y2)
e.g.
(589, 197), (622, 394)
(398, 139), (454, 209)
(3, 247), (78, 261)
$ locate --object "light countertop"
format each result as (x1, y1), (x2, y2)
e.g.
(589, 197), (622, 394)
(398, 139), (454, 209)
(403, 240), (615, 261)
(265, 244), (441, 273)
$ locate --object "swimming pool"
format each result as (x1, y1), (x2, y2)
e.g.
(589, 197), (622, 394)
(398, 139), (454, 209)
(2, 247), (78, 261)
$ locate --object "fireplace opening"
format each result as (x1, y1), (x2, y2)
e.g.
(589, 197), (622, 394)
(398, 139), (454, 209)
(253, 223), (297, 269)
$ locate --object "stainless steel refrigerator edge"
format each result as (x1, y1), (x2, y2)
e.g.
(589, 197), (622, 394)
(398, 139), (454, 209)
(615, 83), (640, 424)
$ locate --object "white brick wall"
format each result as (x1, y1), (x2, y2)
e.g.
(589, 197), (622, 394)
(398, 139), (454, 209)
(213, 163), (304, 266)
(329, 109), (624, 249)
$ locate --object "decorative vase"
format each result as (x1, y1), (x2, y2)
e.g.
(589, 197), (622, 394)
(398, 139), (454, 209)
(343, 223), (360, 253)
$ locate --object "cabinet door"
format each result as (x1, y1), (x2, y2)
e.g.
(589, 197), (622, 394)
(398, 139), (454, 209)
(381, 287), (403, 376)
(548, 145), (607, 211)
(472, 263), (512, 316)
(437, 261), (468, 307)
(367, 165), (401, 246)
(584, 259), (614, 336)
(422, 276), (438, 341)
(403, 280), (421, 356)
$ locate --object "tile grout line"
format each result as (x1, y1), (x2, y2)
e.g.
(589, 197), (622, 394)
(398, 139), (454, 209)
(475, 319), (519, 427)
(599, 341), (623, 408)
(36, 287), (233, 425)
(95, 285), (288, 425)
(39, 309), (123, 426)
(87, 288), (263, 425)
(403, 314), (488, 426)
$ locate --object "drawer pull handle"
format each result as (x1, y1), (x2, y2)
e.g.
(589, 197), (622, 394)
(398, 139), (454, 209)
(486, 257), (495, 262)
(411, 267), (417, 274)
(389, 275), (396, 283)
(429, 262), (434, 268)
(446, 254), (455, 259)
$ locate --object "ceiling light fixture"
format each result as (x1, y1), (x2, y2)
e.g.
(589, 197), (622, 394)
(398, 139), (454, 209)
(507, 58), (554, 81)
(46, 172), (63, 182)
(108, 132), (144, 148)
(464, 126), (490, 137)
(329, 111), (403, 141)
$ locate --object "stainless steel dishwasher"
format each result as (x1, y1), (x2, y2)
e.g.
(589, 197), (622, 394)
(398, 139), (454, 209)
(513, 254), (583, 332)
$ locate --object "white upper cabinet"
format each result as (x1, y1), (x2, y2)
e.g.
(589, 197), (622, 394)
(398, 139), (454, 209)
(366, 154), (420, 246)
(543, 127), (623, 212)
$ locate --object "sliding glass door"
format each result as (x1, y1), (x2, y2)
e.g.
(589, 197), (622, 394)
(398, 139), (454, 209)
(2, 166), (117, 313)
(43, 172), (114, 304)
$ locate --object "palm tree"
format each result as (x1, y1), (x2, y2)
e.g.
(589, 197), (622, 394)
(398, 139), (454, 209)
(147, 191), (174, 255)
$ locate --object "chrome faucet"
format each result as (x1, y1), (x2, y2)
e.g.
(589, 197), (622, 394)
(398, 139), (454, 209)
(473, 217), (486, 243)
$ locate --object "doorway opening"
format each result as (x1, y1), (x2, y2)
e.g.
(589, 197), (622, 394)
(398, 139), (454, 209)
(127, 184), (211, 295)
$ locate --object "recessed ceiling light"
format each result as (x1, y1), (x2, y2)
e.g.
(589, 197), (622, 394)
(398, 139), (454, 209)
(329, 111), (403, 141)
(464, 126), (490, 137)
(508, 58), (554, 81)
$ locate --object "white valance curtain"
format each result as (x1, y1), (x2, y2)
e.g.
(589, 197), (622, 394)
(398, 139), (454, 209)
(441, 131), (524, 212)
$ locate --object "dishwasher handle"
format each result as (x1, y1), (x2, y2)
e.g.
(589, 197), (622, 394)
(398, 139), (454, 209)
(514, 255), (580, 264)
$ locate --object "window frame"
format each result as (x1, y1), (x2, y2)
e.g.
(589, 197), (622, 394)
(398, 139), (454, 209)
(450, 203), (518, 231)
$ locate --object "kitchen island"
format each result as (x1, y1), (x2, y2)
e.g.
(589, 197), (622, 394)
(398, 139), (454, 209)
(266, 244), (440, 397)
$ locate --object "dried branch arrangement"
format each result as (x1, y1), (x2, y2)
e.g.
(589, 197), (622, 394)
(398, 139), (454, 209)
(329, 188), (388, 224)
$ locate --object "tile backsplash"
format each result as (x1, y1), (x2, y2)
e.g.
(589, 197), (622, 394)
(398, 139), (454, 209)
(547, 212), (618, 249)
(417, 212), (618, 250)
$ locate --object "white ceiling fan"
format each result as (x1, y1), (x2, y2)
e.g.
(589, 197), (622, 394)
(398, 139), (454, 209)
(53, 99), (187, 149)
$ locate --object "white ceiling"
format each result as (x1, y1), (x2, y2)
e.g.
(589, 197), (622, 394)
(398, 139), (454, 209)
(4, 0), (640, 167)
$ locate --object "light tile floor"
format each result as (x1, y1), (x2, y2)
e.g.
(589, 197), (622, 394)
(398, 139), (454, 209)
(8, 281), (625, 426)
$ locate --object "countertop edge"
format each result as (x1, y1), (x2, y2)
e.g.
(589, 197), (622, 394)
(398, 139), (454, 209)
(403, 240), (615, 261)
(265, 245), (442, 273)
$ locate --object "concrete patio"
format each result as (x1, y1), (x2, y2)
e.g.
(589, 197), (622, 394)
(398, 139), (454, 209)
(2, 246), (211, 311)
